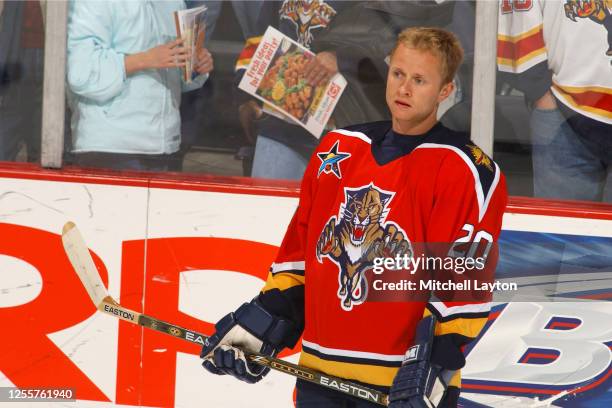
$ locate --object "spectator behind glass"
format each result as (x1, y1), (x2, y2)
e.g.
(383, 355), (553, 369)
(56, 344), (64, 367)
(67, 0), (213, 172)
(176, 1), (263, 173)
(498, 0), (612, 202)
(199, 0), (264, 41)
(235, 0), (351, 181)
(0, 0), (45, 163)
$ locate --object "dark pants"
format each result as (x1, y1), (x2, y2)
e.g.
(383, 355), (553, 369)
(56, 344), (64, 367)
(72, 151), (182, 172)
(295, 379), (460, 408)
(531, 107), (612, 202)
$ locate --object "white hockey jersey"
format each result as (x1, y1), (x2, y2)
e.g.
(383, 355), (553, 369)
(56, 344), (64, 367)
(497, 0), (612, 124)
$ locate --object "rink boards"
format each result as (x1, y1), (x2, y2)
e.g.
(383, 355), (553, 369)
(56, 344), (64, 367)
(0, 168), (611, 407)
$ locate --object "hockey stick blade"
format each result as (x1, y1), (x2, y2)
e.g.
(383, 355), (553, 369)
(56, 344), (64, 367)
(62, 222), (108, 307)
(61, 221), (389, 406)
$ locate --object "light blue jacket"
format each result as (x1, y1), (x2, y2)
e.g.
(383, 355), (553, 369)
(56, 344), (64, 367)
(67, 0), (207, 154)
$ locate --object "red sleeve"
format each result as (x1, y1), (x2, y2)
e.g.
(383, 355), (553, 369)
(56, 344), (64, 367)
(424, 150), (508, 371)
(256, 144), (320, 328)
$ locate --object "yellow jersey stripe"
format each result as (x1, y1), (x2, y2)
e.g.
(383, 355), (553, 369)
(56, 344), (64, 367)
(261, 272), (305, 292)
(435, 317), (488, 339)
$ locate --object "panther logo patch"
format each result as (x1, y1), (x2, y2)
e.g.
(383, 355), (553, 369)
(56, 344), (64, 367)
(279, 0), (337, 47)
(564, 0), (612, 57)
(467, 144), (494, 172)
(316, 184), (412, 311)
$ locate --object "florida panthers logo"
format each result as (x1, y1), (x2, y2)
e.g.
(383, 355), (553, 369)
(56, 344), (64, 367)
(279, 0), (337, 47)
(467, 145), (494, 172)
(316, 184), (412, 311)
(564, 0), (612, 56)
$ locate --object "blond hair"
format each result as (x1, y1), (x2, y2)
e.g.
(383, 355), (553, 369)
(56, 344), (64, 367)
(390, 27), (464, 85)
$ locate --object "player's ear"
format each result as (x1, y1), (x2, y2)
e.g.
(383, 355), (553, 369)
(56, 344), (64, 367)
(437, 81), (455, 103)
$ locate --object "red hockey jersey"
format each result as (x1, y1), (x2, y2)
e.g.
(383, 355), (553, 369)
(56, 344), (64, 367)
(258, 121), (508, 387)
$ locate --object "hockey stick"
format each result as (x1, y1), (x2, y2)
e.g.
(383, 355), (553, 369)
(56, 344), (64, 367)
(61, 222), (389, 406)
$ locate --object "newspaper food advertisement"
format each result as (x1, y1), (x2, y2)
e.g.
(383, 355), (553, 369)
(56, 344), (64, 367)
(238, 26), (347, 138)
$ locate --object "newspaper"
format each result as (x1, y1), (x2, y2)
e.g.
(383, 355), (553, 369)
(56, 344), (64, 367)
(173, 5), (207, 83)
(238, 26), (347, 138)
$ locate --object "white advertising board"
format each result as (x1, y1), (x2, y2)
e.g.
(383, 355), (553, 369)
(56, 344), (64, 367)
(0, 175), (611, 407)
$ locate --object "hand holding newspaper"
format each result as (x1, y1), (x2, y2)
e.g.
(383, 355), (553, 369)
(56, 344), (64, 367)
(174, 5), (207, 82)
(238, 27), (347, 138)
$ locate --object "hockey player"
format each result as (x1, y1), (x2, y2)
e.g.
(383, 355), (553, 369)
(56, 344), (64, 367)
(201, 27), (508, 407)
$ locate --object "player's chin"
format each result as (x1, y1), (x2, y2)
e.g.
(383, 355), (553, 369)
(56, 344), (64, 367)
(391, 110), (416, 123)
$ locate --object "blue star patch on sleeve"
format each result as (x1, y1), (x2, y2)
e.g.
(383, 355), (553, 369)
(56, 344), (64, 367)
(317, 141), (350, 179)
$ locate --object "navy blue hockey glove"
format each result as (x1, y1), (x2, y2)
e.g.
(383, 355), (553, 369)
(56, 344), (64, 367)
(389, 317), (452, 408)
(200, 300), (299, 384)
